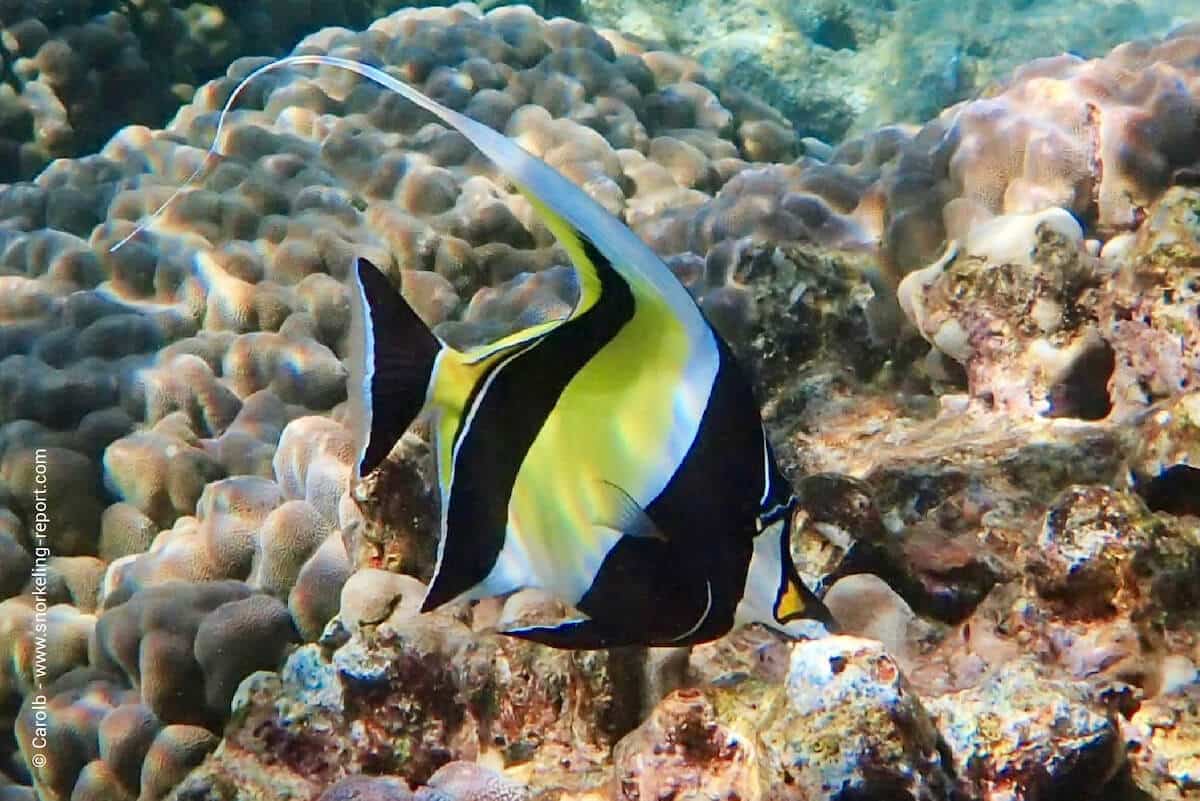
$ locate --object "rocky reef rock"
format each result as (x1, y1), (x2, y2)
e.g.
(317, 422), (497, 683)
(1127, 684), (1200, 801)
(898, 209), (1104, 417)
(1100, 187), (1200, 419)
(177, 627), (966, 801)
(577, 0), (1183, 146)
(173, 602), (637, 799)
(928, 660), (1123, 800)
(898, 186), (1200, 425)
(615, 636), (956, 801)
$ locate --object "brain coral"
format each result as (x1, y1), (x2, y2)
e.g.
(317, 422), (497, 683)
(14, 669), (142, 801)
(5, 577), (297, 796)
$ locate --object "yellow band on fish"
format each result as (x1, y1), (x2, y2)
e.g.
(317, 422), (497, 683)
(775, 579), (810, 623)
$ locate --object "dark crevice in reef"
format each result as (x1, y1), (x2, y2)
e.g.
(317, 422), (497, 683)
(1138, 464), (1200, 517)
(544, 0), (584, 18)
(812, 16), (858, 52)
(1095, 763), (1156, 801)
(1047, 339), (1115, 420)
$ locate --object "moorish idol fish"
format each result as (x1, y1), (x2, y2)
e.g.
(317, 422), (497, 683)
(118, 54), (837, 649)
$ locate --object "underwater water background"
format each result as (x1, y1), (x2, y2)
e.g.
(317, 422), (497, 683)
(2, 1), (1200, 800)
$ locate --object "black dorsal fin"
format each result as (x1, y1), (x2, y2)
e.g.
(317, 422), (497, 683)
(348, 257), (441, 477)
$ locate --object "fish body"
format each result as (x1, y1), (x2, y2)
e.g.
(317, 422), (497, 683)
(222, 55), (834, 648)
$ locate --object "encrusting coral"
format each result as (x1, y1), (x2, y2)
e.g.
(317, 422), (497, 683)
(0, 3), (1199, 800)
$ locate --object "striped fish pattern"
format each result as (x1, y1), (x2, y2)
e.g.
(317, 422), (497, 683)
(236, 55), (837, 648)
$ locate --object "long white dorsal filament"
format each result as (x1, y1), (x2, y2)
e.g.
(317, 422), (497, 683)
(107, 52), (704, 325)
(109, 55), (461, 254)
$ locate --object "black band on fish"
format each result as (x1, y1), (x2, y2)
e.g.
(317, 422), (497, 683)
(574, 533), (721, 646)
(422, 238), (636, 612)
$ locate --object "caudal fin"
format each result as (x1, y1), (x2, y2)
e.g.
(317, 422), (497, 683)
(347, 257), (441, 477)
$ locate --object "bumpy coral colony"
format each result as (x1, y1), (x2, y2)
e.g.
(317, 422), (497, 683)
(1, 3), (1200, 800)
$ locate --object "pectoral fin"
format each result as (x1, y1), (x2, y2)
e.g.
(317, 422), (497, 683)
(594, 481), (668, 542)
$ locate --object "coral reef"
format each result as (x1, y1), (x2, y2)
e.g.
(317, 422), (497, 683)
(175, 606), (634, 798)
(577, 0), (1185, 144)
(643, 23), (1200, 280)
(0, 1), (547, 180)
(2, 0), (1180, 179)
(1, 5), (867, 794)
(12, 667), (220, 801)
(928, 661), (1122, 799)
(0, 3), (1199, 800)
